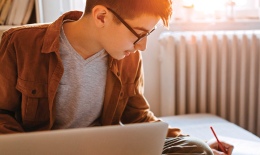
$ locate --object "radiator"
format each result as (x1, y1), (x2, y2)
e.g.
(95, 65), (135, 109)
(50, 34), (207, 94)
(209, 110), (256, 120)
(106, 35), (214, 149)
(159, 30), (260, 137)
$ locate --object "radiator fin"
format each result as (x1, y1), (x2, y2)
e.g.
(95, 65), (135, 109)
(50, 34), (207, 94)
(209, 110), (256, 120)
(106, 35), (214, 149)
(159, 31), (260, 137)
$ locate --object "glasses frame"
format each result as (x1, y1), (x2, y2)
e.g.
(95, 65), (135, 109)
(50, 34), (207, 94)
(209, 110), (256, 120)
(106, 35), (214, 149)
(107, 7), (155, 45)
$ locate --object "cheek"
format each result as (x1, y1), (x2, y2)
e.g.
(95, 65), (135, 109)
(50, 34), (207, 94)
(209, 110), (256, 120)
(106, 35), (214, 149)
(102, 25), (135, 53)
(109, 34), (133, 50)
(110, 25), (135, 46)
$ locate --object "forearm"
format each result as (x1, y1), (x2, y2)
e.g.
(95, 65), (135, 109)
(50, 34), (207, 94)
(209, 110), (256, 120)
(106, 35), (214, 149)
(0, 113), (24, 134)
(0, 81), (23, 134)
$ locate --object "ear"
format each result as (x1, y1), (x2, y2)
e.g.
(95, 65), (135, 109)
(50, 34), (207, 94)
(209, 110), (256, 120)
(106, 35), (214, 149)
(92, 5), (110, 28)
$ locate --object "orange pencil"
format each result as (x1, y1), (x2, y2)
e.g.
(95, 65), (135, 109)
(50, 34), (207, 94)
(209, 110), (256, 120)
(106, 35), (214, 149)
(210, 126), (228, 154)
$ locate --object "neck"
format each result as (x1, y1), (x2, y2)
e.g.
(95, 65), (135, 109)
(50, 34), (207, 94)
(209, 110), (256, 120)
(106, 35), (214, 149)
(63, 15), (103, 59)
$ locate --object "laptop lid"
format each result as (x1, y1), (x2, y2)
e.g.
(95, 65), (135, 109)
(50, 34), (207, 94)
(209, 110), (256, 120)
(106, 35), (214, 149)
(0, 122), (168, 155)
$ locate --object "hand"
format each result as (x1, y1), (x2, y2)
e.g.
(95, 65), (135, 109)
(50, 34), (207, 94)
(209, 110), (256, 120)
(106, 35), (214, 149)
(207, 138), (234, 155)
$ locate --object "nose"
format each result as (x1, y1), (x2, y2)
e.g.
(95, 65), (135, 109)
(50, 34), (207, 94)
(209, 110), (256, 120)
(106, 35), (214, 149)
(134, 37), (147, 51)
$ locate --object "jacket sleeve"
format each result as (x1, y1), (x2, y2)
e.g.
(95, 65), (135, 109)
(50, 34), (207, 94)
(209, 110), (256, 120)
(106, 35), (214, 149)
(120, 52), (158, 123)
(0, 31), (24, 133)
(120, 52), (182, 137)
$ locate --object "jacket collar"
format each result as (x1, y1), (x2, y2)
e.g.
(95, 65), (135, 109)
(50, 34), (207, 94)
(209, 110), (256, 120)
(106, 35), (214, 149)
(41, 11), (83, 54)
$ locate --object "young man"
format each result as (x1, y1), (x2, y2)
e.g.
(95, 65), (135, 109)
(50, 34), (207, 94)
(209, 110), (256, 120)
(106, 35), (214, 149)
(0, 0), (233, 154)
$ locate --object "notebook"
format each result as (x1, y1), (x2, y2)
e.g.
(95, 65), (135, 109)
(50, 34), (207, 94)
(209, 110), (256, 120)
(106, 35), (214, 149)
(0, 122), (168, 155)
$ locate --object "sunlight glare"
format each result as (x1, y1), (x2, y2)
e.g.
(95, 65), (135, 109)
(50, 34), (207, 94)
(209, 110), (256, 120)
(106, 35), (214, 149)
(192, 0), (226, 13)
(233, 0), (247, 6)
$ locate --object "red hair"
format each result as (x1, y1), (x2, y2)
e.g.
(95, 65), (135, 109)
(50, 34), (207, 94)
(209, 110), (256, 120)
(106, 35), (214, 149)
(84, 0), (172, 27)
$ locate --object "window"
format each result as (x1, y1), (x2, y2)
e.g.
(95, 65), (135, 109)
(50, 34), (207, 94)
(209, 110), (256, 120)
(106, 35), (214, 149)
(172, 0), (260, 22)
(69, 0), (86, 11)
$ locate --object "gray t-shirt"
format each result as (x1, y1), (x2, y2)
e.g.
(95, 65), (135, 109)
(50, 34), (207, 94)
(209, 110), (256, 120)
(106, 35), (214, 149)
(52, 25), (108, 129)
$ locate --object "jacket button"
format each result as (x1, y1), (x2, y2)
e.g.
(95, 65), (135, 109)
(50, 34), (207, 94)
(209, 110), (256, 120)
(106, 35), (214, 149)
(32, 89), (37, 94)
(120, 92), (123, 97)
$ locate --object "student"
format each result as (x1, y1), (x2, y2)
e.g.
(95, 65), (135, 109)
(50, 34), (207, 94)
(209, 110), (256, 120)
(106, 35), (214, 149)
(0, 0), (233, 154)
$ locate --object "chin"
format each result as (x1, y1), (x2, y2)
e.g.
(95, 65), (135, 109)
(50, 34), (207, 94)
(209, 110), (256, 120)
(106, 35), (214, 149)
(110, 55), (124, 60)
(111, 53), (128, 60)
(117, 55), (126, 60)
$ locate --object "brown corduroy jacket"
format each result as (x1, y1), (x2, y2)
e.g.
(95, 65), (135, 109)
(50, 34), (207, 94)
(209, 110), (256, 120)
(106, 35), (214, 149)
(0, 11), (181, 137)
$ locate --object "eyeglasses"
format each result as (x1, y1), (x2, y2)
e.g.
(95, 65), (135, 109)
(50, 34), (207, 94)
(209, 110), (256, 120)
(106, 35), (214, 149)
(107, 7), (156, 45)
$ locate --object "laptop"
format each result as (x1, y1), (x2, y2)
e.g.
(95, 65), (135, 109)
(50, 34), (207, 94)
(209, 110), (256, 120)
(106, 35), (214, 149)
(0, 122), (168, 155)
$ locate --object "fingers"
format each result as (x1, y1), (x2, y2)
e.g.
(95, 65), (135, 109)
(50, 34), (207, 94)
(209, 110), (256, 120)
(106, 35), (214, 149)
(167, 127), (182, 137)
(221, 141), (234, 155)
(212, 149), (226, 155)
(207, 139), (234, 155)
